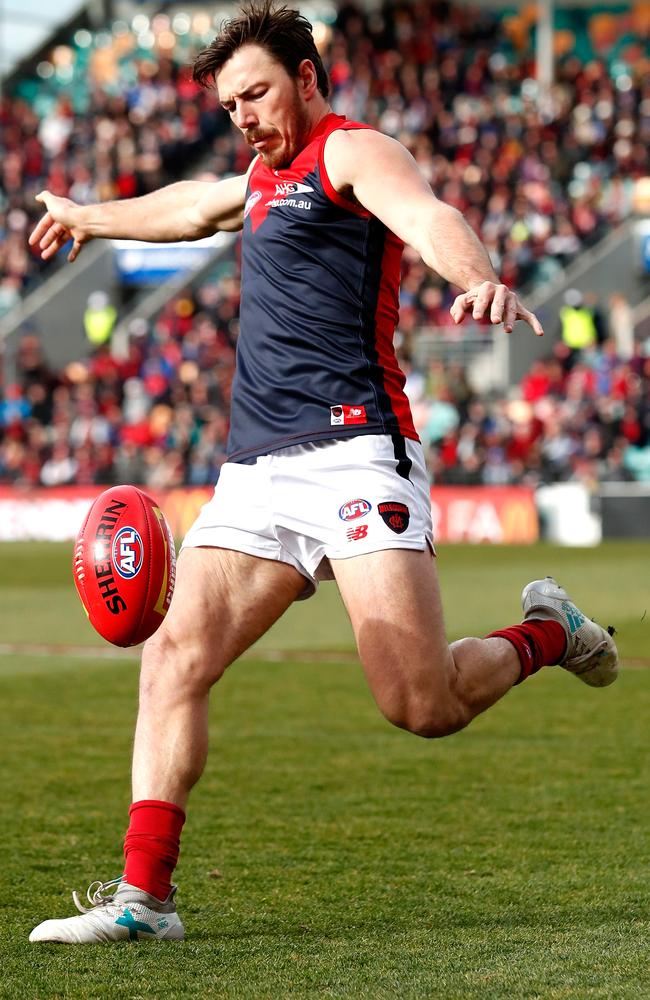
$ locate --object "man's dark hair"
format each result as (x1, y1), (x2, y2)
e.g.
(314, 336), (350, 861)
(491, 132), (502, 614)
(192, 1), (330, 98)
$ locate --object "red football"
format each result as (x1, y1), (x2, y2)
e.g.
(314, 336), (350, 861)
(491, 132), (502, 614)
(73, 485), (176, 647)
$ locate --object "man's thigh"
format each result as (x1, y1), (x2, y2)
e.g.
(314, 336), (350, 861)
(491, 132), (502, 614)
(331, 548), (453, 707)
(155, 546), (306, 679)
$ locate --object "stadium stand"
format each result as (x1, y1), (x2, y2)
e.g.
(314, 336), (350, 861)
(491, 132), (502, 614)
(2, 4), (646, 306)
(0, 2), (648, 490)
(0, 12), (247, 309)
(3, 281), (650, 489)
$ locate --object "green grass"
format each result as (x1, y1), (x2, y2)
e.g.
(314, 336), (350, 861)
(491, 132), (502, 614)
(2, 542), (650, 998)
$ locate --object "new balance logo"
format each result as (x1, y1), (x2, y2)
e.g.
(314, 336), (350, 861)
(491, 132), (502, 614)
(347, 525), (369, 541)
(562, 601), (585, 634)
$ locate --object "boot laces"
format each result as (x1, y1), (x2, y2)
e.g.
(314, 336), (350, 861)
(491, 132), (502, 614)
(72, 876), (125, 914)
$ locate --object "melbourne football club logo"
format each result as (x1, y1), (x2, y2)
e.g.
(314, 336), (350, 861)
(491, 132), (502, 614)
(378, 502), (410, 535)
(339, 499), (372, 521)
(244, 190), (262, 219)
(112, 527), (144, 579)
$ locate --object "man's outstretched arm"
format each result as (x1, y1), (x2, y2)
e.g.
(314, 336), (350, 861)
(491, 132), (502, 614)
(324, 128), (543, 336)
(29, 172), (250, 263)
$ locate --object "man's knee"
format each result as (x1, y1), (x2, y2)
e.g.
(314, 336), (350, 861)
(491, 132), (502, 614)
(380, 690), (469, 739)
(140, 624), (225, 701)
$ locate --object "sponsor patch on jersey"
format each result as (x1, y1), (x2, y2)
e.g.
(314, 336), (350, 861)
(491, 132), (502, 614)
(265, 195), (312, 210)
(244, 190), (262, 219)
(346, 524), (369, 542)
(273, 181), (314, 197)
(378, 502), (410, 535)
(339, 498), (372, 521)
(112, 526), (144, 579)
(330, 404), (368, 426)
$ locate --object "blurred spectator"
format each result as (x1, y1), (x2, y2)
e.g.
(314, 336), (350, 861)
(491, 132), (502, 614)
(608, 292), (635, 360)
(559, 289), (598, 352)
(40, 442), (77, 486)
(83, 291), (117, 348)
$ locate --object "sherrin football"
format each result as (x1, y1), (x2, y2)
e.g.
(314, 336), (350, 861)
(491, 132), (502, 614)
(73, 485), (176, 647)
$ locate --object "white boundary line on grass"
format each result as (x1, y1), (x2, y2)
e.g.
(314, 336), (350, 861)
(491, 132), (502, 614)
(0, 643), (359, 663)
(0, 643), (645, 668)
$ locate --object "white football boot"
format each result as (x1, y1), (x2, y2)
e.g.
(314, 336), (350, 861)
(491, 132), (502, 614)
(521, 576), (618, 687)
(29, 876), (184, 943)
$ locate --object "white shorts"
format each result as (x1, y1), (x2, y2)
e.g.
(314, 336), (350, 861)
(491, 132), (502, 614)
(182, 434), (434, 599)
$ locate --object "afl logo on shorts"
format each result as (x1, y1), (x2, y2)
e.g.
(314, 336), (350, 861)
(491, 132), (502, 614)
(112, 527), (144, 579)
(339, 499), (372, 521)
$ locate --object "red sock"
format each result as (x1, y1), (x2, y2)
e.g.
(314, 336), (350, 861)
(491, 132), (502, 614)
(123, 800), (186, 901)
(487, 620), (567, 684)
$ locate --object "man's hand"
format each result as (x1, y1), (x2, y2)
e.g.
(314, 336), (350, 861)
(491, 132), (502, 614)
(29, 191), (90, 263)
(450, 281), (544, 337)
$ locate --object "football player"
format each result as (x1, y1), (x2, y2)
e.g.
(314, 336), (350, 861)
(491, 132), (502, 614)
(29, 2), (618, 942)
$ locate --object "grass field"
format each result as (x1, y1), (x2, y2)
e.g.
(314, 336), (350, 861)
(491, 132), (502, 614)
(2, 541), (650, 999)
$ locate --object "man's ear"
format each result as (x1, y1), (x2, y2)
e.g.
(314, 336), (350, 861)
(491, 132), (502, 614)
(297, 59), (318, 99)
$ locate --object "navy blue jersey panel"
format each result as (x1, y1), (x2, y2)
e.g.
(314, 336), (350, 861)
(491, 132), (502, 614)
(227, 114), (418, 463)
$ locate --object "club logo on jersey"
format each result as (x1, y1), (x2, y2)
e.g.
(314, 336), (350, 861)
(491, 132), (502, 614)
(330, 404), (368, 427)
(112, 526), (144, 579)
(244, 190), (262, 219)
(339, 499), (372, 521)
(378, 502), (410, 535)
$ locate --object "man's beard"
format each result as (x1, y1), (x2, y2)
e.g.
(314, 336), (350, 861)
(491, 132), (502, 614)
(246, 87), (311, 169)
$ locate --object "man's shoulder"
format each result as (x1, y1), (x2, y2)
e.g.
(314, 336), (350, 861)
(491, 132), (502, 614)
(325, 124), (394, 153)
(323, 126), (398, 185)
(312, 114), (377, 151)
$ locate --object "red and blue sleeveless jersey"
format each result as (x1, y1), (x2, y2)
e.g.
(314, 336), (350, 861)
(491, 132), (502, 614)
(227, 112), (419, 463)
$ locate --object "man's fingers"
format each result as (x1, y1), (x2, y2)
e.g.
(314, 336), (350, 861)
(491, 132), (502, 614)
(31, 190), (82, 262)
(453, 282), (544, 337)
(39, 223), (66, 251)
(40, 237), (64, 260)
(502, 292), (518, 333)
(472, 284), (493, 319)
(450, 292), (471, 323)
(68, 239), (83, 263)
(519, 307), (544, 337)
(489, 285), (508, 325)
(42, 232), (71, 260)
(28, 212), (54, 246)
(471, 281), (512, 320)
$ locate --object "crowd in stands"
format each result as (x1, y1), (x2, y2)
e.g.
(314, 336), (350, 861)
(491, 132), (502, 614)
(1, 3), (648, 317)
(1, 2), (649, 490)
(330, 1), (648, 305)
(0, 14), (247, 314)
(2, 284), (650, 490)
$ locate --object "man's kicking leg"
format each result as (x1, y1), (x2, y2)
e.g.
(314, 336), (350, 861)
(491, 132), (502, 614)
(332, 550), (618, 738)
(30, 547), (306, 943)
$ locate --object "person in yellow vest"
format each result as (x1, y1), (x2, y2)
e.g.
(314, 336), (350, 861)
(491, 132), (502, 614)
(559, 289), (597, 352)
(83, 290), (117, 348)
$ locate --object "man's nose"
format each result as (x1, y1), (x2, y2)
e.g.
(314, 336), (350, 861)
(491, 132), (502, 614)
(234, 102), (257, 130)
